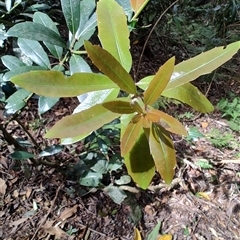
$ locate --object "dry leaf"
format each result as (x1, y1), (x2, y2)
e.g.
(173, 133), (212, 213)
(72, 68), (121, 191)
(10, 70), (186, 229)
(44, 226), (68, 239)
(59, 205), (78, 222)
(26, 188), (32, 199)
(201, 122), (208, 128)
(0, 178), (7, 195)
(0, 156), (8, 169)
(13, 189), (19, 198)
(9, 217), (29, 227)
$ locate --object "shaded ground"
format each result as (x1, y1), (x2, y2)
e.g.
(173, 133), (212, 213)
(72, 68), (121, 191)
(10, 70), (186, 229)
(1, 31), (240, 240)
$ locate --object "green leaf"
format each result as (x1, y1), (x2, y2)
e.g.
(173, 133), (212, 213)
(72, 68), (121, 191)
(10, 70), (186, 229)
(146, 124), (176, 184)
(39, 145), (63, 157)
(97, 0), (132, 72)
(69, 55), (91, 74)
(147, 222), (161, 240)
(60, 0), (80, 34)
(18, 38), (50, 69)
(61, 133), (91, 145)
(45, 104), (120, 138)
(38, 96), (59, 115)
(85, 41), (136, 94)
(104, 185), (127, 204)
(162, 83), (214, 113)
(147, 109), (188, 136)
(124, 131), (155, 189)
(102, 99), (135, 114)
(7, 22), (66, 48)
(33, 12), (63, 59)
(11, 71), (118, 97)
(74, 88), (119, 113)
(121, 119), (143, 156)
(79, 171), (102, 187)
(144, 57), (175, 105)
(137, 41), (240, 91)
(10, 151), (34, 160)
(1, 55), (26, 70)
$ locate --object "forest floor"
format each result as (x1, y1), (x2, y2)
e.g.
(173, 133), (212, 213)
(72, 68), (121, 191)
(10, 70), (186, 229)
(1, 34), (240, 240)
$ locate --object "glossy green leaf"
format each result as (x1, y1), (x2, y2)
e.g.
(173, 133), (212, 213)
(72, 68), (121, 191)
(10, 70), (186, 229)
(124, 131), (155, 189)
(74, 88), (119, 113)
(11, 71), (118, 97)
(75, 0), (96, 40)
(144, 57), (175, 105)
(18, 38), (50, 69)
(102, 99), (134, 114)
(10, 151), (34, 160)
(97, 0), (132, 72)
(45, 104), (120, 138)
(85, 41), (136, 94)
(162, 83), (214, 113)
(147, 125), (176, 184)
(148, 109), (188, 136)
(38, 96), (59, 115)
(69, 55), (91, 74)
(33, 12), (63, 59)
(60, 0), (80, 34)
(6, 22), (66, 48)
(39, 145), (63, 157)
(137, 41), (240, 91)
(4, 66), (46, 81)
(61, 133), (91, 145)
(121, 119), (142, 156)
(1, 55), (26, 70)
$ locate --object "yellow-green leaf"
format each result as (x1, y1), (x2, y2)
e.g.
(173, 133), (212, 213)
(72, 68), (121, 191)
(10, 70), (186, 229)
(158, 234), (173, 240)
(11, 71), (118, 97)
(130, 0), (150, 21)
(102, 99), (135, 114)
(121, 120), (142, 156)
(144, 57), (175, 105)
(133, 228), (142, 240)
(146, 124), (176, 184)
(45, 104), (120, 138)
(97, 0), (132, 72)
(124, 131), (155, 189)
(137, 41), (240, 91)
(162, 83), (214, 113)
(85, 41), (136, 94)
(149, 109), (187, 136)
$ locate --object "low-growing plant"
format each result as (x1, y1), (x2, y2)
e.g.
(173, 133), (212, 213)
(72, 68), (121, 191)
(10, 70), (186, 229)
(4, 0), (240, 189)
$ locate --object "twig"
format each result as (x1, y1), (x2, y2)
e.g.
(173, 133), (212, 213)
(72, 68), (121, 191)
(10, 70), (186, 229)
(30, 183), (63, 240)
(136, 0), (180, 79)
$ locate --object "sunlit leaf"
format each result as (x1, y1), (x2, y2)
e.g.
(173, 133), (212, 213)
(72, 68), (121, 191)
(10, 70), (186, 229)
(146, 124), (176, 184)
(39, 145), (63, 157)
(97, 0), (132, 72)
(11, 71), (118, 97)
(158, 234), (173, 240)
(45, 104), (120, 138)
(144, 57), (175, 105)
(85, 41), (136, 94)
(137, 41), (240, 91)
(121, 120), (142, 156)
(162, 83), (214, 113)
(7, 22), (66, 47)
(124, 131), (155, 189)
(147, 109), (188, 136)
(102, 99), (134, 114)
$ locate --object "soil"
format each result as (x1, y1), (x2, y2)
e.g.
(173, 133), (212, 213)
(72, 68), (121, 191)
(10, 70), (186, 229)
(1, 14), (240, 240)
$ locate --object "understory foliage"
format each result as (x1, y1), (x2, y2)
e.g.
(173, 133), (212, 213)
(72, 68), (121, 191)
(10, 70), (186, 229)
(1, 0), (240, 190)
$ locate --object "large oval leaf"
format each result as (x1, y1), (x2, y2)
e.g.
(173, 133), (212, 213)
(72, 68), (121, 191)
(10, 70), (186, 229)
(33, 12), (63, 59)
(144, 57), (175, 105)
(45, 104), (120, 138)
(85, 41), (136, 94)
(11, 71), (118, 97)
(97, 0), (132, 72)
(162, 83), (214, 113)
(18, 38), (50, 69)
(60, 0), (80, 34)
(146, 124), (176, 184)
(137, 41), (240, 91)
(102, 99), (135, 114)
(7, 22), (66, 48)
(124, 131), (155, 189)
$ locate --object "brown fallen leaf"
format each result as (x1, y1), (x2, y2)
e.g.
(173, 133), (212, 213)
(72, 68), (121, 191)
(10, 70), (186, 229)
(59, 205), (78, 222)
(9, 217), (29, 227)
(44, 226), (69, 239)
(0, 178), (7, 195)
